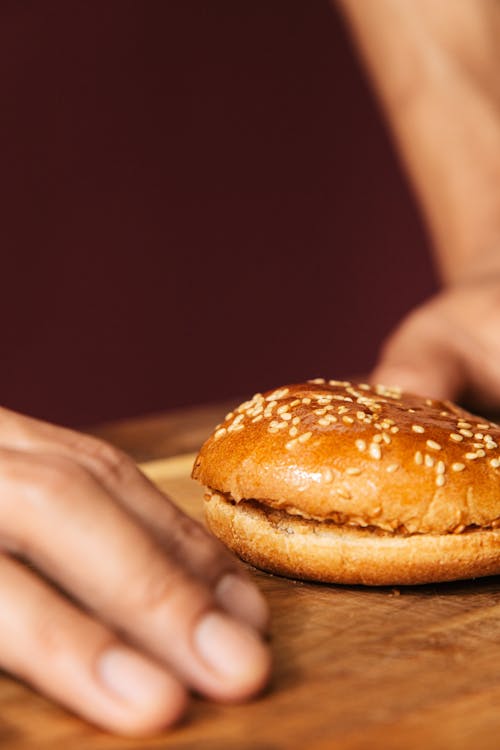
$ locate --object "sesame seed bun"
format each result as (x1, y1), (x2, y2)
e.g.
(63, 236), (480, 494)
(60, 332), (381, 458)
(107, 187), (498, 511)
(192, 380), (500, 585)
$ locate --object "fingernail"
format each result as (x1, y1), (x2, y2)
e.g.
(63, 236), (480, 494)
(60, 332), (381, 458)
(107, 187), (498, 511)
(99, 647), (172, 706)
(195, 611), (269, 683)
(215, 574), (269, 632)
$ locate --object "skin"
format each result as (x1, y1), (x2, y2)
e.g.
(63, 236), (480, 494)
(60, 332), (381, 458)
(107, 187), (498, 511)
(3, 0), (500, 737)
(338, 0), (500, 408)
(0, 406), (270, 735)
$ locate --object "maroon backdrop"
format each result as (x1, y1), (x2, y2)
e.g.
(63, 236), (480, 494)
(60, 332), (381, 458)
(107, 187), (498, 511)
(0, 1), (437, 428)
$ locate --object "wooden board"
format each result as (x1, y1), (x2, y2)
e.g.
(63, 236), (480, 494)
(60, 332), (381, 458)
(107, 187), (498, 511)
(4, 453), (500, 749)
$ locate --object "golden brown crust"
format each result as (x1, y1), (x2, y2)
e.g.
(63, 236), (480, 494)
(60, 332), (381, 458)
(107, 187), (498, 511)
(204, 490), (500, 586)
(192, 380), (500, 534)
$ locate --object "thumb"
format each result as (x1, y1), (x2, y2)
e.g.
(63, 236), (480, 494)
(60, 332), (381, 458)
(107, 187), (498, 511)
(371, 307), (467, 401)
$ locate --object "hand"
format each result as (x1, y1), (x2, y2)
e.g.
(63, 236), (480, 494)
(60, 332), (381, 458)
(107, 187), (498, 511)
(0, 407), (270, 735)
(372, 274), (500, 410)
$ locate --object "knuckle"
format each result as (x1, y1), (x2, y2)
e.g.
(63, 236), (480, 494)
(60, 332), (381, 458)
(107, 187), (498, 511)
(0, 451), (85, 498)
(124, 553), (210, 622)
(166, 516), (233, 577)
(76, 436), (133, 485)
(0, 453), (90, 553)
(33, 455), (87, 495)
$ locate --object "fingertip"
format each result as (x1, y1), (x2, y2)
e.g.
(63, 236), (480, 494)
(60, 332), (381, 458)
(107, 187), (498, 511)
(97, 647), (188, 736)
(215, 573), (270, 633)
(194, 612), (272, 703)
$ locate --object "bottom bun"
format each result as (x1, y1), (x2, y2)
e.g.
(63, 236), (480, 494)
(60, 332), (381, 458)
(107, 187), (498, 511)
(204, 492), (500, 586)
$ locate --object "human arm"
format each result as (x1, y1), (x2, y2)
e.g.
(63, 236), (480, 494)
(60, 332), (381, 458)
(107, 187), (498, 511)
(337, 0), (500, 406)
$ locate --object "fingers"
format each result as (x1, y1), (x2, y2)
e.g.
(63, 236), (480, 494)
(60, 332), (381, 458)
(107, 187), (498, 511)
(0, 553), (187, 736)
(371, 302), (467, 400)
(0, 410), (269, 632)
(0, 448), (271, 702)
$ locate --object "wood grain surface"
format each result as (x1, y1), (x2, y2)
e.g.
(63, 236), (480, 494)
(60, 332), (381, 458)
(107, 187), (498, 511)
(2, 405), (500, 748)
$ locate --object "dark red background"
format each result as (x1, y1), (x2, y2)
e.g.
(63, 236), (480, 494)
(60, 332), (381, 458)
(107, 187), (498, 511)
(0, 0), (436, 428)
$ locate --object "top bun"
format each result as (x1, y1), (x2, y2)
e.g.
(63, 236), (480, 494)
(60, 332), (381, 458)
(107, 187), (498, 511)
(192, 379), (500, 535)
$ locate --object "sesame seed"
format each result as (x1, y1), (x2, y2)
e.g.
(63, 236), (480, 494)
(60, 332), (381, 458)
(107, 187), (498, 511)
(436, 474), (445, 487)
(414, 451), (423, 465)
(225, 412), (234, 421)
(436, 460), (446, 474)
(450, 433), (463, 442)
(309, 378), (326, 385)
(382, 433), (392, 445)
(231, 424), (244, 432)
(298, 431), (312, 443)
(474, 433), (484, 440)
(318, 418), (330, 427)
(356, 411), (366, 420)
(290, 399), (301, 407)
(268, 427), (279, 435)
(490, 458), (500, 468)
(302, 397), (312, 405)
(214, 428), (226, 439)
(452, 462), (465, 471)
(289, 426), (298, 437)
(426, 440), (442, 451)
(412, 425), (425, 434)
(314, 408), (326, 416)
(477, 423), (490, 430)
(342, 416), (354, 425)
(476, 449), (486, 457)
(336, 487), (351, 499)
(337, 406), (349, 415)
(252, 415), (263, 423)
(277, 404), (289, 415)
(358, 383), (371, 391)
(324, 468), (333, 481)
(390, 426), (399, 434)
(346, 467), (362, 475)
(458, 421), (472, 429)
(285, 439), (298, 450)
(424, 454), (435, 468)
(281, 413), (292, 421)
(329, 379), (350, 387)
(355, 439), (366, 452)
(292, 416), (301, 425)
(266, 388), (289, 401)
(386, 464), (400, 473)
(238, 400), (253, 412)
(369, 443), (381, 460)
(373, 434), (383, 443)
(486, 440), (498, 449)
(425, 399), (434, 406)
(465, 452), (479, 460)
(459, 429), (473, 438)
